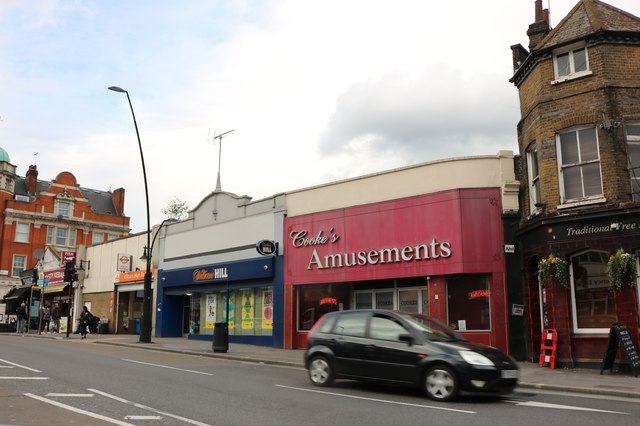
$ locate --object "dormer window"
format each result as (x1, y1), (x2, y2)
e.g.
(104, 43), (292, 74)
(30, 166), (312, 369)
(552, 44), (591, 84)
(57, 200), (72, 217)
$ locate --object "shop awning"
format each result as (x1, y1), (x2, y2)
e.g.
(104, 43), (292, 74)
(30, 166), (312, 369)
(44, 284), (69, 294)
(2, 285), (31, 301)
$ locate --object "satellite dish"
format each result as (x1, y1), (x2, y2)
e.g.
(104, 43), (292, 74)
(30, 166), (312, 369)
(34, 249), (45, 260)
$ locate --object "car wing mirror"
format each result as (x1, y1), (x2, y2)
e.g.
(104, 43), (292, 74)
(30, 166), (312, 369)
(399, 333), (414, 346)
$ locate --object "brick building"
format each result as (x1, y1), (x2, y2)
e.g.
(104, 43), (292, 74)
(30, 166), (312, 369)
(511, 0), (640, 367)
(0, 147), (130, 327)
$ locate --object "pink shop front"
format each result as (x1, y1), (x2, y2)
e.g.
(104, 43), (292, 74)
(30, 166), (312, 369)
(283, 188), (512, 352)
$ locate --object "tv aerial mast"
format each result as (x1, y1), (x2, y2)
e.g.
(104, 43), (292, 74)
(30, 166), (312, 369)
(208, 129), (235, 192)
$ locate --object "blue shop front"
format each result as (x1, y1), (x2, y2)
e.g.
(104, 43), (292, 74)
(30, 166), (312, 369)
(156, 256), (284, 347)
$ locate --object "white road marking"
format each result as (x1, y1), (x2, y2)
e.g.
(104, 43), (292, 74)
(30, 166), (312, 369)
(89, 388), (212, 426)
(275, 385), (476, 414)
(46, 393), (94, 397)
(121, 358), (213, 376)
(0, 377), (48, 380)
(0, 358), (42, 372)
(504, 399), (630, 414)
(24, 393), (135, 426)
(124, 415), (163, 420)
(0, 366), (14, 368)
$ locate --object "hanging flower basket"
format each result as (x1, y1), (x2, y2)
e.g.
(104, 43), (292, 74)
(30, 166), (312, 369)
(606, 249), (638, 291)
(538, 254), (569, 288)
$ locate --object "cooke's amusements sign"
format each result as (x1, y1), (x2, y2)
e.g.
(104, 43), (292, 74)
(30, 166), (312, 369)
(284, 188), (506, 285)
(290, 228), (452, 271)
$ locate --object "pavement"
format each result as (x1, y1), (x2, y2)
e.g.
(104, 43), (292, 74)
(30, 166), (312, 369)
(4, 331), (640, 400)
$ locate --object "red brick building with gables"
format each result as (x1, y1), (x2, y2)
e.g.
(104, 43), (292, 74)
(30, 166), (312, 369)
(0, 147), (130, 317)
(511, 0), (640, 368)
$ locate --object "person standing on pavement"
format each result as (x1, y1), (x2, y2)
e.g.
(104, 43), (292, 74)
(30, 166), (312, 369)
(16, 303), (27, 333)
(79, 306), (92, 339)
(50, 303), (61, 333)
(40, 304), (51, 333)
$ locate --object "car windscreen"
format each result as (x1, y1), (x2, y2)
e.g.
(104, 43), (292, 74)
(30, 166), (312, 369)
(399, 313), (466, 342)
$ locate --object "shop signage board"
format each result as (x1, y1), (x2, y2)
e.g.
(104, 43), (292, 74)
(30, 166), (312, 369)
(600, 323), (640, 377)
(284, 188), (505, 284)
(256, 240), (277, 256)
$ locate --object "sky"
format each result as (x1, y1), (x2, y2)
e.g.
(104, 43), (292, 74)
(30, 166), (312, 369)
(2, 0), (640, 233)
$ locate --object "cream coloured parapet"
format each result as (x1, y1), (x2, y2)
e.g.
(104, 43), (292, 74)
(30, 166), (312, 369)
(285, 150), (519, 217)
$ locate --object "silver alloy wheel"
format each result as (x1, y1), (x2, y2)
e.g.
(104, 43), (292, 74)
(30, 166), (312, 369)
(425, 367), (457, 401)
(309, 357), (333, 386)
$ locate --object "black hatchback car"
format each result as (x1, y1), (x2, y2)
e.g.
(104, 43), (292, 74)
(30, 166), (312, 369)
(304, 309), (519, 401)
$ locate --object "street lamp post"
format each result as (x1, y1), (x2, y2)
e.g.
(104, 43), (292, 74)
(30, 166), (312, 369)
(108, 85), (152, 343)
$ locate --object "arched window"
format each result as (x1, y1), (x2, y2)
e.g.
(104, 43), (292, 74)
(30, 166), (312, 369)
(570, 250), (615, 333)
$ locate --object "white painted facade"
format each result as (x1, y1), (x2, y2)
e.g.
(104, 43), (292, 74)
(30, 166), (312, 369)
(285, 151), (519, 217)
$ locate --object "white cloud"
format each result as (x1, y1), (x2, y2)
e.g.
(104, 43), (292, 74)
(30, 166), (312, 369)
(1, 0), (639, 231)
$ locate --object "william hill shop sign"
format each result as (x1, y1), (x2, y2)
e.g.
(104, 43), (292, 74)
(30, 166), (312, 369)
(193, 267), (229, 281)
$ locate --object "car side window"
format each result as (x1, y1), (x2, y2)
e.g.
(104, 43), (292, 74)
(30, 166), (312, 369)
(369, 315), (408, 341)
(317, 315), (336, 333)
(333, 312), (368, 337)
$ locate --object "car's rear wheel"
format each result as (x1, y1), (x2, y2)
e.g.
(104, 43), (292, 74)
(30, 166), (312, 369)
(308, 356), (334, 387)
(424, 365), (459, 402)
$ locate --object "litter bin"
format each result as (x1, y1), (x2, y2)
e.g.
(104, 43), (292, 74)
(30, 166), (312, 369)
(213, 322), (229, 353)
(128, 319), (137, 335)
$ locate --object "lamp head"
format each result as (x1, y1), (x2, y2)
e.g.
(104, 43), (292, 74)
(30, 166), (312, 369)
(108, 86), (127, 93)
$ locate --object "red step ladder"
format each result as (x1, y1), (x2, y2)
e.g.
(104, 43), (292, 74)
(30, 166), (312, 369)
(538, 328), (557, 369)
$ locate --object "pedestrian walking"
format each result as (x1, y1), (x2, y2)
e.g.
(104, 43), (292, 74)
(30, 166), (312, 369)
(40, 304), (51, 333)
(79, 306), (93, 339)
(50, 303), (61, 333)
(16, 303), (27, 333)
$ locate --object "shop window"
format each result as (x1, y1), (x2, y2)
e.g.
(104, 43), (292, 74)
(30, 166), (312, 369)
(15, 223), (29, 243)
(298, 284), (346, 331)
(355, 292), (372, 309)
(376, 291), (394, 310)
(446, 275), (490, 331)
(556, 127), (603, 203)
(12, 255), (26, 277)
(188, 286), (274, 337)
(626, 123), (640, 201)
(398, 289), (420, 313)
(570, 250), (615, 333)
(354, 287), (427, 314)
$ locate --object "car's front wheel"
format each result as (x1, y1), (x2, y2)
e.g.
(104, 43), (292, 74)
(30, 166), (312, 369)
(424, 365), (459, 402)
(308, 356), (334, 387)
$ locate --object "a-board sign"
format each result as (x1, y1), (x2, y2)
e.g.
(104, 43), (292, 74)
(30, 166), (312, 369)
(600, 323), (640, 377)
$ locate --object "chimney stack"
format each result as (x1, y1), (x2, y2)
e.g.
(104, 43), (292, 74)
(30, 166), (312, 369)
(528, 0), (550, 50)
(26, 164), (38, 194)
(112, 187), (125, 216)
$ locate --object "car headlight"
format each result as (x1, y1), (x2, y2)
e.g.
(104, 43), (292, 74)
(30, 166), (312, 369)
(459, 350), (494, 366)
